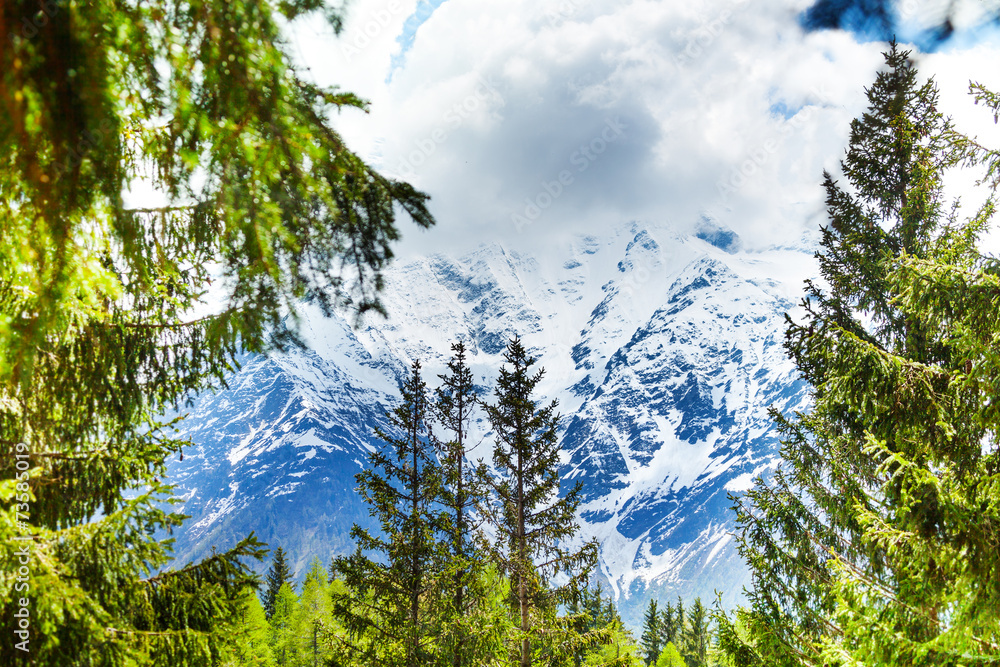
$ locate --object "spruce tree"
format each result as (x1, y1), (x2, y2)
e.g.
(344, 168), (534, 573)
(262, 546), (295, 619)
(717, 43), (1000, 666)
(0, 1), (432, 665)
(433, 341), (488, 667)
(583, 582), (608, 628)
(481, 336), (598, 667)
(333, 361), (442, 667)
(682, 598), (708, 667)
(658, 602), (679, 650)
(640, 599), (661, 666)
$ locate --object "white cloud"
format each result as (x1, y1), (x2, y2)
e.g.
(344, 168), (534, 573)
(288, 0), (1000, 259)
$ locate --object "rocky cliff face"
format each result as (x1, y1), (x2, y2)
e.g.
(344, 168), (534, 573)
(163, 220), (811, 627)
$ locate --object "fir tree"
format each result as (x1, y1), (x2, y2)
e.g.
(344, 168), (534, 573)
(262, 546), (296, 619)
(640, 599), (661, 666)
(717, 43), (1000, 666)
(481, 336), (599, 667)
(333, 361), (442, 667)
(0, 1), (432, 664)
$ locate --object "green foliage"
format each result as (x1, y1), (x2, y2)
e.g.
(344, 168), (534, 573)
(635, 595), (710, 667)
(221, 588), (275, 667)
(481, 336), (599, 667)
(658, 601), (680, 651)
(442, 564), (517, 667)
(581, 619), (643, 667)
(0, 0), (431, 664)
(287, 558), (334, 667)
(709, 608), (755, 667)
(720, 42), (1000, 667)
(681, 598), (708, 667)
(564, 582), (641, 667)
(262, 546), (295, 619)
(269, 583), (298, 665)
(237, 558), (525, 667)
(655, 643), (684, 667)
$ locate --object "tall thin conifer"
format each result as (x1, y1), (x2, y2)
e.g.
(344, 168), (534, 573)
(481, 337), (598, 667)
(262, 546), (295, 619)
(433, 341), (488, 667)
(640, 599), (661, 665)
(333, 362), (441, 667)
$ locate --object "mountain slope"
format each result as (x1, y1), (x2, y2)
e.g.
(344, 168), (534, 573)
(163, 220), (812, 627)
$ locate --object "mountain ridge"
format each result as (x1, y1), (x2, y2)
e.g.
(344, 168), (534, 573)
(162, 220), (813, 628)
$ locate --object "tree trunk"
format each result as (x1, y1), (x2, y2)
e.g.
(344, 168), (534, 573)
(455, 418), (465, 667)
(518, 416), (530, 667)
(312, 622), (318, 667)
(410, 406), (421, 667)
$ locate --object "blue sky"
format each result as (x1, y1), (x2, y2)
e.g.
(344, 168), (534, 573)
(389, 0), (450, 74)
(290, 0), (1000, 261)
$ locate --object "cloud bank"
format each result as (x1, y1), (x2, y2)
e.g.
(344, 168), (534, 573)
(290, 0), (1000, 259)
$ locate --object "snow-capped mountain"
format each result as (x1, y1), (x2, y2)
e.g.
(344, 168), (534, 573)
(163, 220), (812, 628)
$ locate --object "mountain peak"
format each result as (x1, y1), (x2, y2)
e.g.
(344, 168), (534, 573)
(694, 217), (743, 254)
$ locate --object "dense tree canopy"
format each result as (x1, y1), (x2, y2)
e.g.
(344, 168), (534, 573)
(0, 1), (432, 664)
